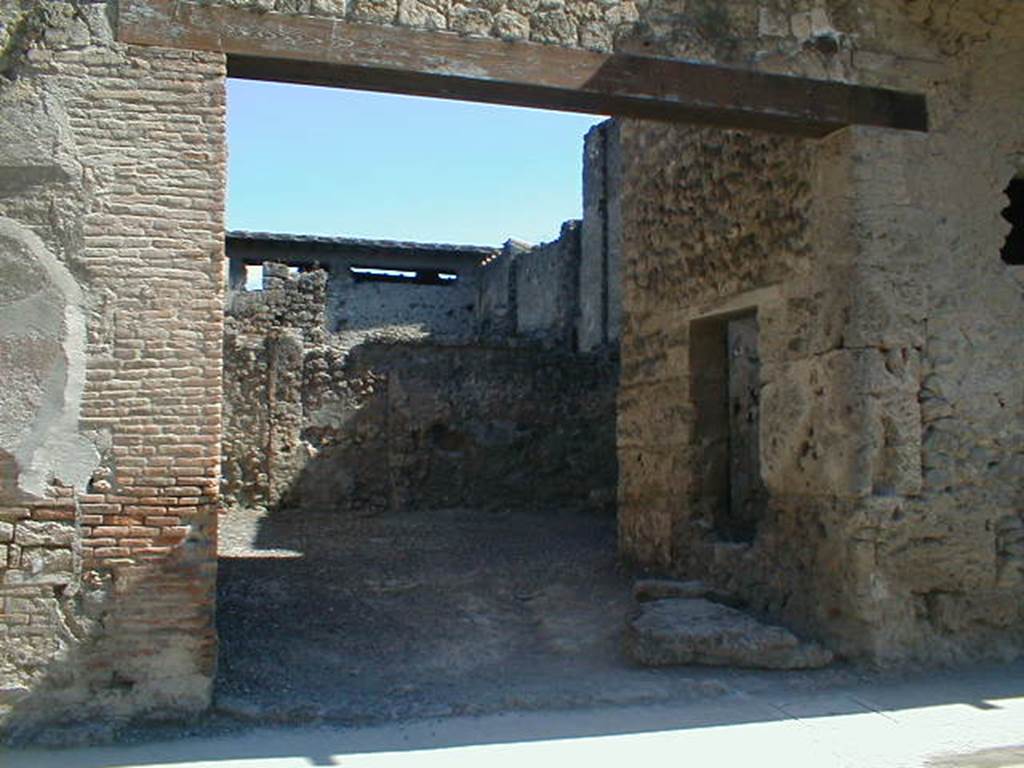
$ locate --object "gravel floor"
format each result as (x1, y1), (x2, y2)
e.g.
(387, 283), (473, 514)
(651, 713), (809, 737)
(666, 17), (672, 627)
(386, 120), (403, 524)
(214, 505), (868, 725)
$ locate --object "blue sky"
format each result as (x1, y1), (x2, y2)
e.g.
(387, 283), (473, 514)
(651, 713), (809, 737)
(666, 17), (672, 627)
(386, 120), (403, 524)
(226, 79), (605, 246)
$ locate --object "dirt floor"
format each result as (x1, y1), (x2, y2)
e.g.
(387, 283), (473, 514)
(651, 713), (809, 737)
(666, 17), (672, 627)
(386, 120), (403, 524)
(6, 504), (1023, 759)
(214, 505), (867, 724)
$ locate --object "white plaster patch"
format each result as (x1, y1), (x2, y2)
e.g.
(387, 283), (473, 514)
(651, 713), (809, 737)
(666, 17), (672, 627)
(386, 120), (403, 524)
(0, 216), (98, 496)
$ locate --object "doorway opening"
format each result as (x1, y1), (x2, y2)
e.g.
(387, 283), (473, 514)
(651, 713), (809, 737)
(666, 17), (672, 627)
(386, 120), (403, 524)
(690, 310), (765, 544)
(214, 81), (645, 722)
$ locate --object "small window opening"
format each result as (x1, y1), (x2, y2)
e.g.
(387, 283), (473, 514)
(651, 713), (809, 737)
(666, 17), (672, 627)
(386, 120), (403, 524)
(244, 264), (264, 291)
(1001, 177), (1023, 265)
(349, 266), (458, 285)
(690, 310), (764, 543)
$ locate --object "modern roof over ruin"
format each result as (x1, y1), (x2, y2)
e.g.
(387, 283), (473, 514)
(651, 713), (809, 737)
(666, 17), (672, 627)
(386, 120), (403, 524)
(227, 230), (499, 257)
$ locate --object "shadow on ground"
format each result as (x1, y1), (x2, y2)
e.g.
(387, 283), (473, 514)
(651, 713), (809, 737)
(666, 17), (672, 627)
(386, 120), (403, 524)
(4, 660), (1024, 767)
(214, 504), (650, 723)
(6, 503), (1022, 765)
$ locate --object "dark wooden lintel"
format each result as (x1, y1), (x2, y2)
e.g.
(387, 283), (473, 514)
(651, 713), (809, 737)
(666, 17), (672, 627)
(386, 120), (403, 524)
(117, 0), (927, 137)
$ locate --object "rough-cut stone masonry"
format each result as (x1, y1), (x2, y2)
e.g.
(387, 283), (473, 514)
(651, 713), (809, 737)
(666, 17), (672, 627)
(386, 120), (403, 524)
(329, 264), (479, 344)
(223, 262), (617, 514)
(220, 222), (616, 515)
(171, 0), (968, 76)
(0, 0), (1021, 741)
(0, 0), (225, 739)
(228, 226), (601, 351)
(615, 2), (1024, 660)
(149, 0), (1024, 94)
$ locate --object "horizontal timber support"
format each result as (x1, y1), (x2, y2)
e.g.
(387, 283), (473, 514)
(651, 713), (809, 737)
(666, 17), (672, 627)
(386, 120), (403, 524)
(117, 0), (927, 137)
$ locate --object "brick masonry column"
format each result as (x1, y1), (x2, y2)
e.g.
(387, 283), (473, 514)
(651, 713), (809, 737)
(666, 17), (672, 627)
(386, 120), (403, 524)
(0, 38), (228, 730)
(71, 44), (227, 716)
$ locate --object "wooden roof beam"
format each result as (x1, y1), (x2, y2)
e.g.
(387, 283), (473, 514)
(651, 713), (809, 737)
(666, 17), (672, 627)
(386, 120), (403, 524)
(118, 0), (927, 138)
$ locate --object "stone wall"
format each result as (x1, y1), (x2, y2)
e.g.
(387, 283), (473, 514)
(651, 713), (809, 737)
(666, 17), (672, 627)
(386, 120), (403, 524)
(196, 0), (641, 53)
(615, 1), (1024, 662)
(223, 227), (607, 517)
(0, 0), (1022, 738)
(223, 265), (618, 515)
(514, 221), (581, 348)
(178, 0), (1019, 85)
(284, 342), (618, 515)
(0, 1), (225, 739)
(331, 274), (480, 344)
(476, 240), (523, 341)
(228, 229), (593, 351)
(616, 123), (855, 649)
(579, 120), (623, 352)
(477, 225), (596, 351)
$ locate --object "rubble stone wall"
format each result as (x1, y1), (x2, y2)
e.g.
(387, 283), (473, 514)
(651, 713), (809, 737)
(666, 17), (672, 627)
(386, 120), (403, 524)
(615, 2), (1024, 662)
(226, 236), (495, 342)
(330, 271), (481, 343)
(223, 266), (618, 515)
(616, 123), (824, 628)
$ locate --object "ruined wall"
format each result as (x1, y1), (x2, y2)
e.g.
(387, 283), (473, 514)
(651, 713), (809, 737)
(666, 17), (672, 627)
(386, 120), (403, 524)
(223, 266), (617, 516)
(0, 1), (225, 738)
(579, 120), (623, 352)
(617, 124), (819, 620)
(225, 233), (495, 339)
(222, 264), (326, 509)
(515, 221), (581, 348)
(330, 270), (480, 344)
(476, 225), (589, 350)
(616, 3), (1024, 663)
(851, 16), (1024, 662)
(292, 342), (617, 515)
(476, 240), (524, 341)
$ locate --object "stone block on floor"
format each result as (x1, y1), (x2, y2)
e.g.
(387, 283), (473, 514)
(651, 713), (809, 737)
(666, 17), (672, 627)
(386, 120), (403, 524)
(625, 598), (833, 670)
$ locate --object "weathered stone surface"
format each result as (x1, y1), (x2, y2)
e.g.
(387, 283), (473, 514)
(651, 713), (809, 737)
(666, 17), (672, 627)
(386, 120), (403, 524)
(633, 579), (735, 604)
(13, 522), (75, 548)
(310, 0), (349, 14)
(614, 9), (1024, 663)
(7, 548), (73, 586)
(397, 0), (447, 29)
(529, 9), (576, 44)
(350, 0), (398, 23)
(584, 120), (623, 350)
(625, 598), (833, 669)
(223, 263), (618, 514)
(0, 218), (97, 497)
(450, 4), (493, 35)
(492, 9), (529, 40)
(514, 222), (580, 347)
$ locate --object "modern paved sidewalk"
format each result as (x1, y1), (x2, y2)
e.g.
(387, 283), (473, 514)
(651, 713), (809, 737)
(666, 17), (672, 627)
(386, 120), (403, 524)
(4, 661), (1023, 768)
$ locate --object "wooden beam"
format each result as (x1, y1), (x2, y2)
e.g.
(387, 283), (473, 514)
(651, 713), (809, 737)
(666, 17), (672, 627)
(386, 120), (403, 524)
(117, 0), (927, 137)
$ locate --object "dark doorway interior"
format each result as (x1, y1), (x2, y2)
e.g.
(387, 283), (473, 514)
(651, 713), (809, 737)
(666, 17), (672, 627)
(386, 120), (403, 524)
(691, 311), (764, 544)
